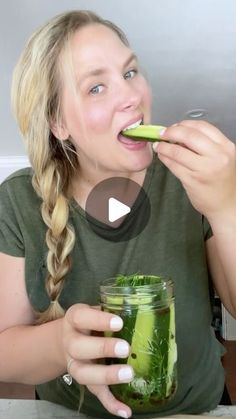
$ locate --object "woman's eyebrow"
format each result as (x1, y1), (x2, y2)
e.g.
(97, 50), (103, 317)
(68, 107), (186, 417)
(123, 53), (138, 69)
(78, 53), (138, 85)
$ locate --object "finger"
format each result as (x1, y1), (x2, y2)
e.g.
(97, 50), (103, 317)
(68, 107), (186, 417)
(67, 304), (123, 332)
(179, 120), (228, 144)
(157, 154), (194, 185)
(69, 360), (134, 385)
(88, 384), (132, 418)
(155, 141), (202, 171)
(68, 333), (130, 360)
(159, 124), (218, 155)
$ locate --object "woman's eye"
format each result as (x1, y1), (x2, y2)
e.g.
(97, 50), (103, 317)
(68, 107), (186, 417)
(124, 69), (137, 80)
(89, 84), (104, 95)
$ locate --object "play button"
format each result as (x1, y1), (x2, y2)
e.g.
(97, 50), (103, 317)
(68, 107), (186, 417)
(85, 177), (151, 242)
(108, 198), (130, 222)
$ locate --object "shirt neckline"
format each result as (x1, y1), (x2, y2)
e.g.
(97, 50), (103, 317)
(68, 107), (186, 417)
(70, 154), (157, 231)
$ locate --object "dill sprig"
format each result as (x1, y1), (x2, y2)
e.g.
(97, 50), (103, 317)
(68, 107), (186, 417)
(115, 273), (162, 287)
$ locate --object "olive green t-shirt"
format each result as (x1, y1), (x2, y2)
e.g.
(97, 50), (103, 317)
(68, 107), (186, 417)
(0, 156), (225, 418)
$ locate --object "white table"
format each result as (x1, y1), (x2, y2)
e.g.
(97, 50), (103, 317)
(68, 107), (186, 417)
(1, 400), (236, 418)
(0, 400), (85, 419)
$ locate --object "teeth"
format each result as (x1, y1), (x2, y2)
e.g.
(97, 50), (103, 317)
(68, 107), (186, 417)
(122, 119), (142, 131)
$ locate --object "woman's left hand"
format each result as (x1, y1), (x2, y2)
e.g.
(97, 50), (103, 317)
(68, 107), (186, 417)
(153, 120), (236, 222)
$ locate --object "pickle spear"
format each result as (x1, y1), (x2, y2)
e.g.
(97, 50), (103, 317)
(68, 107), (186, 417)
(127, 303), (155, 376)
(122, 124), (166, 142)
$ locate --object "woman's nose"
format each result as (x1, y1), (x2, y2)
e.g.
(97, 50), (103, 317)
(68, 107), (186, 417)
(116, 80), (141, 111)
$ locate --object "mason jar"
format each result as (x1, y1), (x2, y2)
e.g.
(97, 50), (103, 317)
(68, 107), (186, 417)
(100, 274), (177, 413)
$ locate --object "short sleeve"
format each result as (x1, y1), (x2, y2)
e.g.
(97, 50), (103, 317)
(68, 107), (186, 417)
(0, 181), (25, 257)
(202, 215), (213, 241)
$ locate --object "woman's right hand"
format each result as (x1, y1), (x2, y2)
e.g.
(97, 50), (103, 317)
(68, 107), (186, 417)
(61, 303), (133, 418)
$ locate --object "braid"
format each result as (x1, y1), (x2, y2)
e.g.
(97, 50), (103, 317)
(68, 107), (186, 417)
(32, 140), (77, 324)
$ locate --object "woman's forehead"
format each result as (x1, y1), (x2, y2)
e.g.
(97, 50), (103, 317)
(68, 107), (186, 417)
(60, 24), (134, 82)
(70, 24), (131, 63)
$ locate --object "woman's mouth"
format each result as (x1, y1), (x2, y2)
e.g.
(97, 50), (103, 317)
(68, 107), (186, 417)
(118, 119), (146, 149)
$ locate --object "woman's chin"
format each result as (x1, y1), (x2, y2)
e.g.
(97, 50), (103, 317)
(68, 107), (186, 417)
(126, 148), (154, 172)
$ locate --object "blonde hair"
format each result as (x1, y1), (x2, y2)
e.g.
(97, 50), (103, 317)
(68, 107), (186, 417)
(11, 10), (129, 324)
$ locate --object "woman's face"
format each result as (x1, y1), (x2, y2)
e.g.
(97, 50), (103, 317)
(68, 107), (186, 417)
(60, 23), (153, 179)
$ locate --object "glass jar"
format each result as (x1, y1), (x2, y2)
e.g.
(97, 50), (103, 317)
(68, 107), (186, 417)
(100, 274), (177, 413)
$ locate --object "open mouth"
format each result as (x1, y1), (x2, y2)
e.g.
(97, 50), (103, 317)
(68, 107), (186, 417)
(122, 118), (143, 133)
(118, 119), (144, 145)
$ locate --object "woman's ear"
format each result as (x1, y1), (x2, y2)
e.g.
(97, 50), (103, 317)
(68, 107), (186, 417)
(50, 122), (69, 141)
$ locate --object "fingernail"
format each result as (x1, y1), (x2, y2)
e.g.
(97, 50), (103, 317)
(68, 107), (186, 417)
(152, 141), (160, 151)
(117, 410), (129, 418)
(160, 127), (166, 136)
(110, 316), (123, 331)
(118, 366), (133, 382)
(114, 341), (129, 357)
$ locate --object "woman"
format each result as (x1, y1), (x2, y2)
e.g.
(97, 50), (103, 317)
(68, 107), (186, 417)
(0, 10), (235, 419)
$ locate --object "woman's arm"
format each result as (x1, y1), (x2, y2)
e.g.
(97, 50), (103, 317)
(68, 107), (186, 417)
(153, 120), (236, 317)
(0, 252), (133, 417)
(0, 253), (66, 383)
(206, 223), (236, 318)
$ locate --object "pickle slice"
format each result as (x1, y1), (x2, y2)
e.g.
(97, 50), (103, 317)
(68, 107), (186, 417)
(122, 124), (166, 142)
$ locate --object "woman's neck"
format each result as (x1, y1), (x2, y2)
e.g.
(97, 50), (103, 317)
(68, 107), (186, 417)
(72, 167), (147, 210)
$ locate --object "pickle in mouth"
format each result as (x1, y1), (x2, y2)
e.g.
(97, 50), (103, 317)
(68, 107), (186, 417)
(122, 124), (166, 142)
